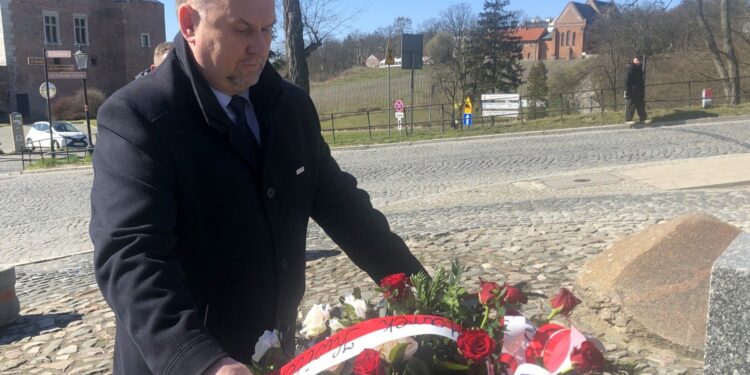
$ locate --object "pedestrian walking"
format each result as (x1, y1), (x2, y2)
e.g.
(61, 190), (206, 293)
(624, 55), (651, 126)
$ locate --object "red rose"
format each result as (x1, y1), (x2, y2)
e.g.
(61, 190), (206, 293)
(379, 273), (412, 302)
(525, 340), (545, 364)
(353, 349), (385, 375)
(549, 288), (581, 316)
(502, 284), (528, 305)
(570, 341), (606, 373)
(524, 323), (564, 363)
(479, 280), (502, 305)
(497, 353), (519, 375)
(457, 329), (496, 361)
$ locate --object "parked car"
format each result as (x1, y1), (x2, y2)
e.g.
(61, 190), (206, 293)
(25, 121), (89, 151)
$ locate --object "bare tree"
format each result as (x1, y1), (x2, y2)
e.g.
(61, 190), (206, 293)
(283, 0), (310, 91)
(300, 0), (365, 57)
(430, 3), (476, 123)
(694, 0), (741, 104)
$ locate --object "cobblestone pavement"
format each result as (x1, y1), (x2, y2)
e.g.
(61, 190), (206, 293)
(1, 121), (749, 374)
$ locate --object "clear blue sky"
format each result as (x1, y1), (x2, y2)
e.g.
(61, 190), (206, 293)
(162, 1), (573, 41)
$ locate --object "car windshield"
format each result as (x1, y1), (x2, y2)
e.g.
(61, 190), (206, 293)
(52, 122), (79, 132)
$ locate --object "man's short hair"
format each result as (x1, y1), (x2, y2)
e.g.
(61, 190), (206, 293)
(175, 0), (213, 12)
(154, 41), (174, 62)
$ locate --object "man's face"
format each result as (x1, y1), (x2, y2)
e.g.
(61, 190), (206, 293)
(183, 0), (275, 95)
(633, 57), (641, 65)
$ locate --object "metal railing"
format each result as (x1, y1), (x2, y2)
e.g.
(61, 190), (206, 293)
(0, 135), (97, 172)
(317, 76), (750, 144)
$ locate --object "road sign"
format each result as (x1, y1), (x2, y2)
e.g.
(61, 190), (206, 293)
(463, 97), (473, 115)
(48, 71), (86, 80)
(703, 88), (713, 108)
(481, 93), (520, 118)
(27, 57), (46, 65)
(463, 113), (472, 126)
(40, 82), (57, 99)
(394, 99), (405, 113)
(47, 65), (76, 72)
(46, 50), (71, 58)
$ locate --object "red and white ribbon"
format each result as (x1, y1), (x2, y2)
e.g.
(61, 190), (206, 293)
(280, 315), (463, 375)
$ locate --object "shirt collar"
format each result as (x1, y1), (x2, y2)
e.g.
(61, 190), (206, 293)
(210, 87), (250, 109)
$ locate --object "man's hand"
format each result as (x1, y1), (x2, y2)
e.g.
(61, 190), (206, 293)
(203, 357), (254, 375)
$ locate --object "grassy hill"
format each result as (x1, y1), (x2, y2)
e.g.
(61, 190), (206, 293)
(310, 66), (439, 115)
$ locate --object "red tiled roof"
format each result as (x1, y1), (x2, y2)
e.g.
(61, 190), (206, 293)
(512, 27), (547, 42)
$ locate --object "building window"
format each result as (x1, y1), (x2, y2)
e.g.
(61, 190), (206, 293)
(572, 32), (576, 46)
(74, 15), (89, 45)
(141, 33), (151, 47)
(43, 11), (60, 44)
(566, 31), (570, 46)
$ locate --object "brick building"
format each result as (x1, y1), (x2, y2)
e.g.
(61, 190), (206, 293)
(0, 0), (165, 120)
(516, 0), (616, 61)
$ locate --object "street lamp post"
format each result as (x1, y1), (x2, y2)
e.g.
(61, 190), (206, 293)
(74, 46), (93, 149)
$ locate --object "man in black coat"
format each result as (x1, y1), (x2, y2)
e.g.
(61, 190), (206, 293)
(89, 0), (425, 374)
(624, 55), (650, 126)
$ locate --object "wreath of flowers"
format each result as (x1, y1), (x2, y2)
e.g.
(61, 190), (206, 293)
(250, 260), (608, 375)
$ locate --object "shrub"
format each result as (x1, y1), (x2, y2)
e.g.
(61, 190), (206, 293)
(51, 87), (106, 120)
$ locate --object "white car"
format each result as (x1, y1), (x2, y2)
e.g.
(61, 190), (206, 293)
(26, 121), (89, 151)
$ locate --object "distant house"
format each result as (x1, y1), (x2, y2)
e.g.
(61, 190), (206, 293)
(516, 0), (615, 61)
(365, 55), (380, 68)
(513, 27), (548, 61)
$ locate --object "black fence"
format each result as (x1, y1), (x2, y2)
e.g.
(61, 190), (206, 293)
(0, 135), (97, 173)
(317, 76), (750, 144)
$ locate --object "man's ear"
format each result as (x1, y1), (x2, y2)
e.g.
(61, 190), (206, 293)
(178, 4), (199, 43)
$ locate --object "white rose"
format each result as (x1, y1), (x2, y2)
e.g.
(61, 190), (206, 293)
(328, 318), (346, 333)
(375, 337), (419, 361)
(252, 329), (281, 362)
(300, 304), (331, 339)
(343, 295), (368, 320)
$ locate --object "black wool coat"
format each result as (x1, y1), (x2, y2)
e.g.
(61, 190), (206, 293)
(624, 63), (645, 100)
(90, 34), (425, 375)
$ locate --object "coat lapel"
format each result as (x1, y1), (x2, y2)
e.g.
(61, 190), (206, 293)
(173, 34), (262, 170)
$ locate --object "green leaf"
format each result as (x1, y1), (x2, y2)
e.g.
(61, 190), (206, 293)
(388, 342), (409, 363)
(403, 357), (431, 375)
(353, 287), (362, 300)
(433, 357), (470, 371)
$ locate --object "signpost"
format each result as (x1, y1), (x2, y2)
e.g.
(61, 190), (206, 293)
(45, 50), (72, 59)
(48, 71), (86, 80)
(27, 49), (77, 153)
(394, 99), (405, 132)
(702, 88), (713, 108)
(47, 64), (76, 72)
(385, 38), (395, 136)
(402, 34), (424, 135)
(481, 93), (521, 118)
(463, 97), (473, 127)
(39, 82), (57, 99)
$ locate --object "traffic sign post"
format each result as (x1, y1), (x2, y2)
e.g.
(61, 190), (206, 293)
(39, 82), (57, 99)
(463, 114), (472, 127)
(395, 112), (405, 132)
(702, 88), (713, 109)
(48, 71), (86, 80)
(45, 50), (72, 59)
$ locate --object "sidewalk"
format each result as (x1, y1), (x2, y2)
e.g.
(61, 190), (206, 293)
(618, 153), (750, 190)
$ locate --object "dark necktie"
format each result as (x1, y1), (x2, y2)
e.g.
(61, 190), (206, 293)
(228, 96), (260, 145)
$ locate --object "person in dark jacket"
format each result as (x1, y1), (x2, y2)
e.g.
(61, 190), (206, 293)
(624, 55), (651, 126)
(134, 41), (175, 80)
(89, 0), (425, 374)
